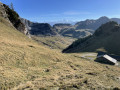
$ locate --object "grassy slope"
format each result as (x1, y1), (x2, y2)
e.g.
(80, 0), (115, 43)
(31, 36), (75, 50)
(0, 17), (71, 89)
(61, 29), (93, 38)
(0, 17), (120, 89)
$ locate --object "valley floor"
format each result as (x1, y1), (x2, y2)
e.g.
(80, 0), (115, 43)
(31, 35), (75, 50)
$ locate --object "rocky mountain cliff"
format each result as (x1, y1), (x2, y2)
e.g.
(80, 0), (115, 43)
(63, 21), (120, 55)
(20, 18), (33, 30)
(0, 2), (29, 36)
(30, 23), (57, 36)
(21, 18), (58, 36)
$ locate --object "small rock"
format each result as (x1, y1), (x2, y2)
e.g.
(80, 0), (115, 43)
(72, 85), (79, 89)
(86, 72), (98, 76)
(113, 87), (120, 90)
(44, 69), (50, 72)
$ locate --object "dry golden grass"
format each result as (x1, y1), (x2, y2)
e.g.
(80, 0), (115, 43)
(0, 17), (120, 90)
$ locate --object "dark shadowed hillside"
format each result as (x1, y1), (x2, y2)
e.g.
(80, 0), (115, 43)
(63, 21), (120, 55)
(30, 23), (57, 36)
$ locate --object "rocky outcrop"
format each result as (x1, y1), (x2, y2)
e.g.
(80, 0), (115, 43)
(0, 2), (13, 26)
(21, 18), (58, 36)
(0, 2), (30, 36)
(30, 23), (57, 36)
(20, 18), (33, 31)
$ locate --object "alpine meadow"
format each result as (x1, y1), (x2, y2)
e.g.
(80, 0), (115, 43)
(0, 0), (120, 90)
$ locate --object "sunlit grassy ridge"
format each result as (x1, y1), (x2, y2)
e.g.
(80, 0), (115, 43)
(0, 17), (120, 90)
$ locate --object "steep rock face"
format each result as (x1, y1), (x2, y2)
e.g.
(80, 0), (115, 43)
(21, 18), (58, 36)
(0, 2), (7, 18)
(30, 23), (57, 36)
(0, 2), (13, 26)
(20, 18), (33, 30)
(0, 2), (29, 35)
(63, 21), (120, 55)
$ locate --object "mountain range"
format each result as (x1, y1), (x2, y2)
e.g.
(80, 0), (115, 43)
(75, 16), (120, 30)
(21, 16), (120, 38)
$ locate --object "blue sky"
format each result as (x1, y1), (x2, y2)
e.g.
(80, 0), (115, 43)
(1, 0), (120, 23)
